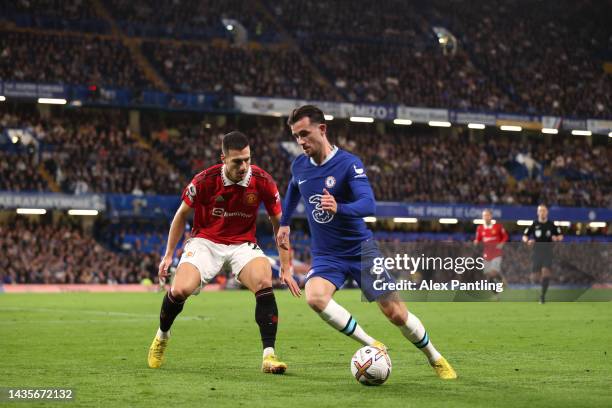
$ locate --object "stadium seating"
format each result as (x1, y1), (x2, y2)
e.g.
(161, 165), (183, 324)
(142, 41), (338, 100)
(0, 31), (151, 90)
(1, 0), (610, 115)
(2, 109), (609, 206)
(0, 217), (159, 284)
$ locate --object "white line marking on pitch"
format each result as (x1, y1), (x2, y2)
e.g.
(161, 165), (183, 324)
(0, 307), (211, 321)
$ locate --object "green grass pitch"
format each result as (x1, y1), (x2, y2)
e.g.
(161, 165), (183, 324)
(1, 291), (610, 408)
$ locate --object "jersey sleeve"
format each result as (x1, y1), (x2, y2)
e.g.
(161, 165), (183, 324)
(474, 226), (483, 242)
(336, 157), (376, 217)
(181, 171), (206, 207)
(523, 224), (534, 238)
(280, 176), (300, 226)
(498, 225), (509, 242)
(261, 176), (282, 217)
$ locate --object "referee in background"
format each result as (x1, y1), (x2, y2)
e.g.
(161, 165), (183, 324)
(522, 204), (564, 304)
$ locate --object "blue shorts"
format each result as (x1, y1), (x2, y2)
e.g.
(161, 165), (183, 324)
(306, 240), (395, 302)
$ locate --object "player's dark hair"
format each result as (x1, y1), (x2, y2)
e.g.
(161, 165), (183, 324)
(222, 131), (249, 155)
(287, 105), (326, 126)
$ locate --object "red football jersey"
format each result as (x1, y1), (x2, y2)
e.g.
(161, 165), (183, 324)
(182, 164), (281, 245)
(474, 223), (509, 260)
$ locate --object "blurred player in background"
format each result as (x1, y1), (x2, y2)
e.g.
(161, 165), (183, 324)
(474, 209), (509, 297)
(522, 204), (563, 304)
(148, 131), (299, 373)
(277, 105), (456, 379)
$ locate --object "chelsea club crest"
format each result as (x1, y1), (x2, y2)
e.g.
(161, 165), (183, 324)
(325, 176), (336, 188)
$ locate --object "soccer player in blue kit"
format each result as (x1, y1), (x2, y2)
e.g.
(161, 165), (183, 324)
(276, 105), (457, 379)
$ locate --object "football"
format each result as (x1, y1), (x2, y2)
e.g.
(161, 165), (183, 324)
(350, 346), (392, 386)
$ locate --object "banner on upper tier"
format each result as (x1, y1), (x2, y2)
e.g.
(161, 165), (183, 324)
(0, 192), (610, 221)
(1, 81), (66, 99)
(496, 113), (541, 130)
(233, 96), (396, 120)
(587, 119), (612, 135)
(0, 192), (106, 210)
(450, 112), (497, 126)
(396, 106), (449, 123)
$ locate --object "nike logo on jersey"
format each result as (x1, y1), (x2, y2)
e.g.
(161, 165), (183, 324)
(298, 179), (308, 185)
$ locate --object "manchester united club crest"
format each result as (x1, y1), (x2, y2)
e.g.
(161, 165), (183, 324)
(244, 192), (259, 206)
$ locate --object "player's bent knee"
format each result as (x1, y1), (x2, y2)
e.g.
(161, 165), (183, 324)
(239, 257), (273, 293)
(381, 302), (408, 326)
(171, 263), (202, 300)
(306, 291), (331, 313)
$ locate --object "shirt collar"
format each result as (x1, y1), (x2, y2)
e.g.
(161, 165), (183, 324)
(221, 165), (252, 187)
(310, 145), (339, 166)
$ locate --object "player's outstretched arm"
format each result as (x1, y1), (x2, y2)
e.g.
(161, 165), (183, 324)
(271, 215), (301, 297)
(159, 201), (192, 282)
(279, 176), (301, 227)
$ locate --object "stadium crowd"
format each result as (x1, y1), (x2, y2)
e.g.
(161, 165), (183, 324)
(3, 109), (609, 207)
(1, 0), (610, 117)
(0, 218), (159, 284)
(1, 110), (183, 194)
(305, 40), (516, 111)
(335, 126), (611, 207)
(107, 0), (277, 42)
(0, 150), (47, 192)
(0, 31), (150, 90)
(422, 0), (612, 118)
(0, 0), (109, 33)
(143, 41), (337, 100)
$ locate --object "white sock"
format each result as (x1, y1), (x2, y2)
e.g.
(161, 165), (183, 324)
(263, 347), (275, 358)
(156, 328), (170, 340)
(319, 299), (375, 346)
(399, 313), (442, 363)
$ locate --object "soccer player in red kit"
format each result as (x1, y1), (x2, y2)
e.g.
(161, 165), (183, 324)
(147, 131), (300, 373)
(474, 209), (509, 292)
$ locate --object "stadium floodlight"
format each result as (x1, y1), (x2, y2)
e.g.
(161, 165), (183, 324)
(324, 114), (334, 121)
(16, 208), (47, 215)
(226, 24), (234, 31)
(393, 217), (418, 223)
(500, 125), (522, 132)
(350, 116), (374, 123)
(467, 123), (485, 129)
(608, 132), (612, 138)
(363, 216), (377, 223)
(571, 130), (592, 136)
(68, 209), (99, 216)
(428, 121), (451, 127)
(393, 119), (413, 125)
(439, 218), (458, 224)
(473, 219), (496, 224)
(516, 220), (533, 226)
(554, 221), (571, 227)
(541, 128), (558, 134)
(0, 95), (5, 102)
(589, 222), (606, 228)
(38, 98), (67, 105)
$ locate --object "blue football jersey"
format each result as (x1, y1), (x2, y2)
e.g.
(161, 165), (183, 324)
(284, 147), (375, 257)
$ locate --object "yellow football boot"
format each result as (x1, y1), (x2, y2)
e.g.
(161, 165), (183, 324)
(262, 354), (287, 374)
(147, 336), (168, 368)
(431, 356), (457, 379)
(372, 340), (388, 353)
